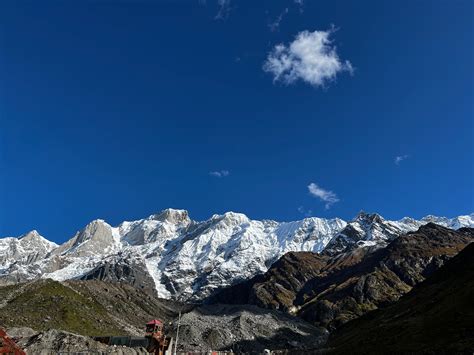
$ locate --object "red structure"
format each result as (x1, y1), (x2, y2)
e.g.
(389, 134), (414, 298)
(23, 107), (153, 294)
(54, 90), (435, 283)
(145, 319), (172, 355)
(0, 328), (26, 355)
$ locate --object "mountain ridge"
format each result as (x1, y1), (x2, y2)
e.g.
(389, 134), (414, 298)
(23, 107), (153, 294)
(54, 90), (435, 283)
(0, 209), (473, 301)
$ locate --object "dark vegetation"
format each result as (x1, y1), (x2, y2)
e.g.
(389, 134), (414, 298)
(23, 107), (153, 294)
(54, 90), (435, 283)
(327, 241), (474, 353)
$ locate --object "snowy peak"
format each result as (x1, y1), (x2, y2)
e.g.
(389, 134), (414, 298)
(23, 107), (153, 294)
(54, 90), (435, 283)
(19, 229), (41, 241)
(325, 212), (474, 256)
(327, 212), (417, 255)
(120, 209), (192, 246)
(353, 211), (384, 224)
(350, 211), (399, 240)
(450, 214), (474, 229)
(421, 215), (450, 226)
(150, 208), (191, 225)
(19, 230), (58, 249)
(420, 214), (474, 229)
(0, 230), (56, 267)
(53, 219), (120, 257)
(210, 212), (250, 229)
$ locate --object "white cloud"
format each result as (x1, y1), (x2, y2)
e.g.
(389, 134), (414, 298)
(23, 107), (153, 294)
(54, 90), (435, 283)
(263, 28), (353, 87)
(394, 155), (409, 165)
(298, 206), (313, 217)
(308, 182), (339, 209)
(215, 0), (231, 20)
(268, 8), (289, 32)
(209, 170), (230, 178)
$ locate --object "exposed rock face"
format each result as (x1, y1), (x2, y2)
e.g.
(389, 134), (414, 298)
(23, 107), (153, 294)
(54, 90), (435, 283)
(327, 241), (474, 354)
(53, 219), (121, 258)
(0, 209), (472, 301)
(80, 255), (157, 296)
(212, 224), (474, 331)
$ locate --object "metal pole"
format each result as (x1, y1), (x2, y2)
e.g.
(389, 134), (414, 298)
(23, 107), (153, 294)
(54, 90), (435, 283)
(174, 311), (181, 355)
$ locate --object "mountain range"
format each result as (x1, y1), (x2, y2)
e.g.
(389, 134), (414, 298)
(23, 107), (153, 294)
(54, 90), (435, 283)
(210, 223), (474, 329)
(1, 209), (473, 301)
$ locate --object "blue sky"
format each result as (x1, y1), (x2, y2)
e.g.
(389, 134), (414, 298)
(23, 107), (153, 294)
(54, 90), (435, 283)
(1, 0), (473, 243)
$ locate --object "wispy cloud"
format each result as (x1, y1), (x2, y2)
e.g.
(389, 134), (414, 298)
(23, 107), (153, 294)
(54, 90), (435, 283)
(263, 27), (353, 88)
(209, 170), (230, 178)
(268, 8), (289, 32)
(308, 182), (339, 209)
(294, 0), (305, 12)
(215, 0), (231, 20)
(394, 155), (409, 165)
(298, 206), (313, 217)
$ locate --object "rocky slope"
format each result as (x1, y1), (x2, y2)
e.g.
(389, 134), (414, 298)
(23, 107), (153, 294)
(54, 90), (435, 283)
(0, 279), (181, 336)
(0, 209), (472, 301)
(175, 304), (327, 353)
(208, 248), (368, 310)
(9, 328), (148, 355)
(0, 279), (326, 353)
(298, 224), (474, 329)
(327, 241), (474, 354)
(211, 224), (474, 331)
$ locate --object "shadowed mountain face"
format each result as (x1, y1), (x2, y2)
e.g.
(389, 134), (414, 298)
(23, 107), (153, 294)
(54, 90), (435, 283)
(297, 224), (474, 329)
(208, 249), (371, 312)
(80, 256), (158, 297)
(327, 241), (474, 354)
(210, 224), (474, 330)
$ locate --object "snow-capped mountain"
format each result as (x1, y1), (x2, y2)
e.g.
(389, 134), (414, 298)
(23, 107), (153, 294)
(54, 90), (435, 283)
(324, 212), (474, 255)
(0, 209), (472, 301)
(324, 212), (421, 255)
(0, 230), (57, 267)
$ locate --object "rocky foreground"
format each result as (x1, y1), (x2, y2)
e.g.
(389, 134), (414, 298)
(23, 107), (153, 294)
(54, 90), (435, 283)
(8, 327), (148, 355)
(0, 279), (326, 353)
